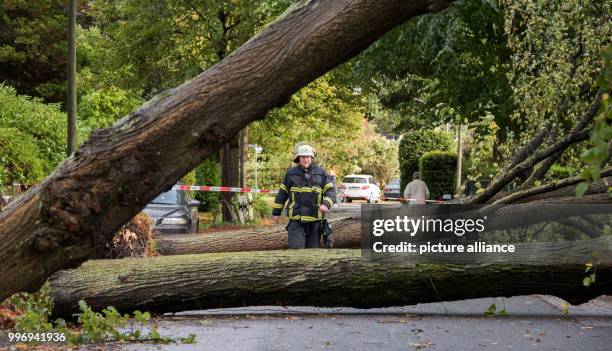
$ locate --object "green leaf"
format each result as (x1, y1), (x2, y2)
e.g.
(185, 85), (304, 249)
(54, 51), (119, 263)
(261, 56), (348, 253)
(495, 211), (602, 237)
(78, 300), (88, 312)
(485, 303), (496, 316)
(180, 333), (197, 344)
(576, 182), (589, 197)
(149, 329), (161, 340)
(561, 303), (570, 314)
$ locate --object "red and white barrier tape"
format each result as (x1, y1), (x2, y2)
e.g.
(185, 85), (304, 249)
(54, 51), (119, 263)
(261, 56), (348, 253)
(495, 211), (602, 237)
(338, 193), (446, 204)
(394, 197), (446, 203)
(173, 185), (278, 193)
(400, 198), (447, 204)
(172, 186), (446, 203)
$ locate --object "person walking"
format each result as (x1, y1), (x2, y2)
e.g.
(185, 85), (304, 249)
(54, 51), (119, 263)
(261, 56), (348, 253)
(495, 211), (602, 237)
(403, 171), (430, 204)
(272, 142), (336, 248)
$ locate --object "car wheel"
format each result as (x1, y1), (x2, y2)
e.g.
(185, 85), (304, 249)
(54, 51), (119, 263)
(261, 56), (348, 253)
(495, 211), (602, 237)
(367, 193), (372, 203)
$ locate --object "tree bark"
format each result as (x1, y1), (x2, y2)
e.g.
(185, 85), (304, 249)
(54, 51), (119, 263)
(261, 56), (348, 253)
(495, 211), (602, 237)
(489, 177), (611, 204)
(0, 0), (455, 301)
(522, 125), (560, 187)
(522, 150), (562, 187)
(48, 247), (612, 318)
(220, 137), (240, 222)
(492, 171), (612, 205)
(155, 216), (360, 255)
(67, 0), (77, 155)
(220, 144), (233, 221)
(241, 127), (248, 188)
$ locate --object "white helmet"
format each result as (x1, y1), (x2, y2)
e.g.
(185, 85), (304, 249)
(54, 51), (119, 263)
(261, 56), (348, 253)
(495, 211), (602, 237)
(294, 141), (316, 162)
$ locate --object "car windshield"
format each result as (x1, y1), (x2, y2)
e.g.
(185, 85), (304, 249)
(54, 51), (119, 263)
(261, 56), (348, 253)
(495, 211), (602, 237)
(389, 180), (400, 187)
(151, 190), (181, 205)
(343, 177), (367, 184)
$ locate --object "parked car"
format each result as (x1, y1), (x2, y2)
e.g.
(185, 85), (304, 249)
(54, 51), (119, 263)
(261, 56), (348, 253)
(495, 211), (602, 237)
(338, 174), (381, 203)
(143, 188), (200, 234)
(383, 179), (402, 201)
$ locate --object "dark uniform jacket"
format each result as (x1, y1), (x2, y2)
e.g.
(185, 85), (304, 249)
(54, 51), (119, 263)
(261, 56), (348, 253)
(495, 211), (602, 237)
(272, 164), (336, 222)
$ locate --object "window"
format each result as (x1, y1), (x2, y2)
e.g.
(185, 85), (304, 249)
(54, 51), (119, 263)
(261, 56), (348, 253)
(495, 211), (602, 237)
(343, 177), (367, 184)
(151, 190), (182, 205)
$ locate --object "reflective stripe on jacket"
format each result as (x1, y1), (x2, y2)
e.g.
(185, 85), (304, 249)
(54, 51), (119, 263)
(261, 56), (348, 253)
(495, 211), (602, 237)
(272, 164), (336, 222)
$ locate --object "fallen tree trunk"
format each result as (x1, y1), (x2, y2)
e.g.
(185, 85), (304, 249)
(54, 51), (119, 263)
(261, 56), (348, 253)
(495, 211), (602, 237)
(493, 171), (612, 205)
(0, 0), (454, 301)
(49, 247), (612, 318)
(156, 191), (610, 255)
(155, 216), (360, 255)
(487, 177), (611, 204)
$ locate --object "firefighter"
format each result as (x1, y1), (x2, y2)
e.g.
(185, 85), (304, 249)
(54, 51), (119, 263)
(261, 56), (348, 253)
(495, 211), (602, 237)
(272, 142), (336, 248)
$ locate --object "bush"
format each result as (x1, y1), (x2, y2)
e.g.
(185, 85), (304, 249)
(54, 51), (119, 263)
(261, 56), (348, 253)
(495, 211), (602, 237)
(547, 164), (575, 181)
(251, 195), (271, 220)
(419, 151), (457, 199)
(398, 130), (453, 192)
(5, 283), (196, 345)
(78, 85), (143, 132)
(194, 159), (221, 212)
(0, 128), (45, 184)
(0, 85), (67, 183)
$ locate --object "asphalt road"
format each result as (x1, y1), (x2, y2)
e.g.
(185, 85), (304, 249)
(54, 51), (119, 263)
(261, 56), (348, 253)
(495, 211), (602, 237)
(112, 295), (612, 351)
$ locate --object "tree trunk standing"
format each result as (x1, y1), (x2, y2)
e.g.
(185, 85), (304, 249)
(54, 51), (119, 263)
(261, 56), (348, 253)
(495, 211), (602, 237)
(66, 0), (77, 155)
(220, 144), (233, 221)
(216, 9), (245, 222)
(0, 0), (455, 301)
(456, 123), (462, 194)
(241, 127), (248, 187)
(48, 248), (612, 318)
(230, 137), (240, 185)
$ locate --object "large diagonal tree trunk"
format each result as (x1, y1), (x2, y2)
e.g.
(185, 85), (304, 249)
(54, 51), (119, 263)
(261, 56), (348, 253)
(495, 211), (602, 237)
(0, 0), (454, 301)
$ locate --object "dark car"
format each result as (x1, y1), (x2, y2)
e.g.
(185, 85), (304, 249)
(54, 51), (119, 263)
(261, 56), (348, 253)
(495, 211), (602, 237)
(143, 188), (200, 234)
(383, 179), (402, 201)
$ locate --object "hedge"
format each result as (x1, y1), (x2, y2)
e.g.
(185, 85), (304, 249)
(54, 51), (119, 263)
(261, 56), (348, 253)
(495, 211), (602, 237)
(398, 130), (453, 192)
(419, 151), (457, 199)
(194, 159), (221, 212)
(0, 84), (66, 183)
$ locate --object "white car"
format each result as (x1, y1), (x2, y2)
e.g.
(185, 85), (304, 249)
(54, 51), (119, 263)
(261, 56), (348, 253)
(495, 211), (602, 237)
(339, 174), (381, 203)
